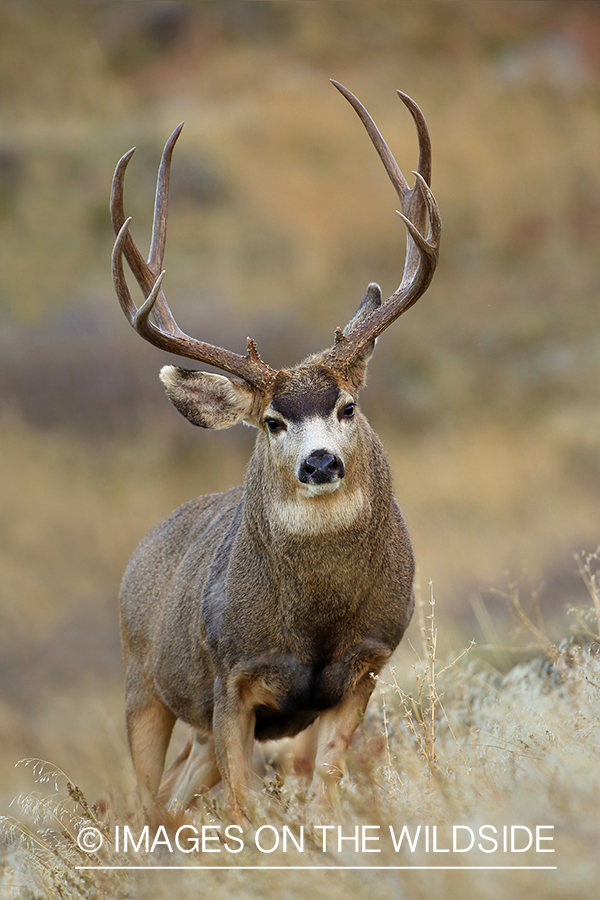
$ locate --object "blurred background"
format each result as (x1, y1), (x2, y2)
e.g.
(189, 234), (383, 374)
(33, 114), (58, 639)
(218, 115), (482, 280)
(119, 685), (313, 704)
(0, 0), (599, 811)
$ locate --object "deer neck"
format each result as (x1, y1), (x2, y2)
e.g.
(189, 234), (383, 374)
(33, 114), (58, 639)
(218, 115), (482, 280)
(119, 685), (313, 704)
(241, 429), (394, 563)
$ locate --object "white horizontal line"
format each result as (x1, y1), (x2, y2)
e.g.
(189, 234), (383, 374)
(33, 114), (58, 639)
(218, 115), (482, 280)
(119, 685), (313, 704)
(76, 865), (558, 871)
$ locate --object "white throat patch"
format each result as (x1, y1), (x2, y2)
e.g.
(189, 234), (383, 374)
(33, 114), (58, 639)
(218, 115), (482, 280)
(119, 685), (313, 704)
(271, 485), (369, 534)
(298, 481), (341, 497)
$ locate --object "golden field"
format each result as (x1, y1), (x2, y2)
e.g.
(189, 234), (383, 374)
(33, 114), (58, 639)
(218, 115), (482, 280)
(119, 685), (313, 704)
(1, 2), (599, 897)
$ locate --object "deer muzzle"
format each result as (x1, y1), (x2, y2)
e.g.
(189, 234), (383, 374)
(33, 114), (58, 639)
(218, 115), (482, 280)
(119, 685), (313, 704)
(298, 449), (345, 486)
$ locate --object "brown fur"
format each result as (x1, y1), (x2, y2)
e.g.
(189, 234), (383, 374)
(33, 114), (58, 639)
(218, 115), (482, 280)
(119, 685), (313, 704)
(120, 348), (415, 821)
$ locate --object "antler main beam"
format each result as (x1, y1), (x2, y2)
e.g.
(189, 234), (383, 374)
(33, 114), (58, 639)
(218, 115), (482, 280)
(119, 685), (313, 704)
(325, 81), (441, 374)
(110, 125), (276, 391)
(110, 84), (439, 389)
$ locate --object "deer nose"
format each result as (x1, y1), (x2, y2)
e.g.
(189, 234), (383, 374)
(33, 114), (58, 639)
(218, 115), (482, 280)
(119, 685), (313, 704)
(298, 449), (345, 484)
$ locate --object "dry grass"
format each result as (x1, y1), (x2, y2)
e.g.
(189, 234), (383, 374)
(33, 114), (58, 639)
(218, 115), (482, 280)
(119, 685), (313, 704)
(2, 4), (600, 897)
(2, 566), (600, 899)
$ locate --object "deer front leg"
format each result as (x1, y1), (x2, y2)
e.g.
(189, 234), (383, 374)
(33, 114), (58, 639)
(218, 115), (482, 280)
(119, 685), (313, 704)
(212, 680), (257, 823)
(126, 691), (176, 820)
(212, 659), (298, 821)
(310, 673), (375, 812)
(310, 639), (391, 810)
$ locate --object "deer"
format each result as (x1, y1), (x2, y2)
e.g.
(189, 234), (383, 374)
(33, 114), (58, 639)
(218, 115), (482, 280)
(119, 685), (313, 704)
(110, 81), (440, 823)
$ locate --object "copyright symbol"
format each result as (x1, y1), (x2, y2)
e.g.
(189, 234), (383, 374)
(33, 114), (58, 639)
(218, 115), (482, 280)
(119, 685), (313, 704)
(77, 827), (103, 853)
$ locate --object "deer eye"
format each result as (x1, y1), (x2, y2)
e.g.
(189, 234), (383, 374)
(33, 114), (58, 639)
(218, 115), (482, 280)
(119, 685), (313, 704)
(341, 403), (355, 419)
(264, 417), (285, 434)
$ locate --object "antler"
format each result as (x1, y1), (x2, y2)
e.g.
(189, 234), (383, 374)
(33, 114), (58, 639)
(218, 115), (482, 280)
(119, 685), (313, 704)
(110, 124), (276, 391)
(325, 82), (441, 373)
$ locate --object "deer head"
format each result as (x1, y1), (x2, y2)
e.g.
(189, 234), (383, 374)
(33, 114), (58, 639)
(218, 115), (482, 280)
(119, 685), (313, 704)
(111, 82), (440, 511)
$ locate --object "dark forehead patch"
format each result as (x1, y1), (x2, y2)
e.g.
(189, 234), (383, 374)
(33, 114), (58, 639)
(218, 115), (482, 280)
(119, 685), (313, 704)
(270, 366), (341, 423)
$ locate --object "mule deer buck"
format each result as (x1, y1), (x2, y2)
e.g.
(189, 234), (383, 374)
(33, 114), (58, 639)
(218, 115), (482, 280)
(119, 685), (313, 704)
(110, 81), (440, 821)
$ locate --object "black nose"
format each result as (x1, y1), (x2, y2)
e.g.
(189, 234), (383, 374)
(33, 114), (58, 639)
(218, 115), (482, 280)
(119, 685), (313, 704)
(298, 449), (345, 484)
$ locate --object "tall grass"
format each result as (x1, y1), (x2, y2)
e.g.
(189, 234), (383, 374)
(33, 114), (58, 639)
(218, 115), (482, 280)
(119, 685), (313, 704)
(2, 4), (600, 898)
(2, 559), (599, 899)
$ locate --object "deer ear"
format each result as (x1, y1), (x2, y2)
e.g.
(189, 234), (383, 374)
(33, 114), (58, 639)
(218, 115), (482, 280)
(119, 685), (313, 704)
(342, 282), (382, 389)
(159, 366), (257, 429)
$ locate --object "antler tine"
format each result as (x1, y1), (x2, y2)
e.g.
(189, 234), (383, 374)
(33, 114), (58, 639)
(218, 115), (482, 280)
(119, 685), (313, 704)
(111, 217), (141, 326)
(110, 130), (277, 391)
(331, 81), (411, 202)
(147, 124), (183, 278)
(110, 125), (184, 335)
(326, 83), (441, 373)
